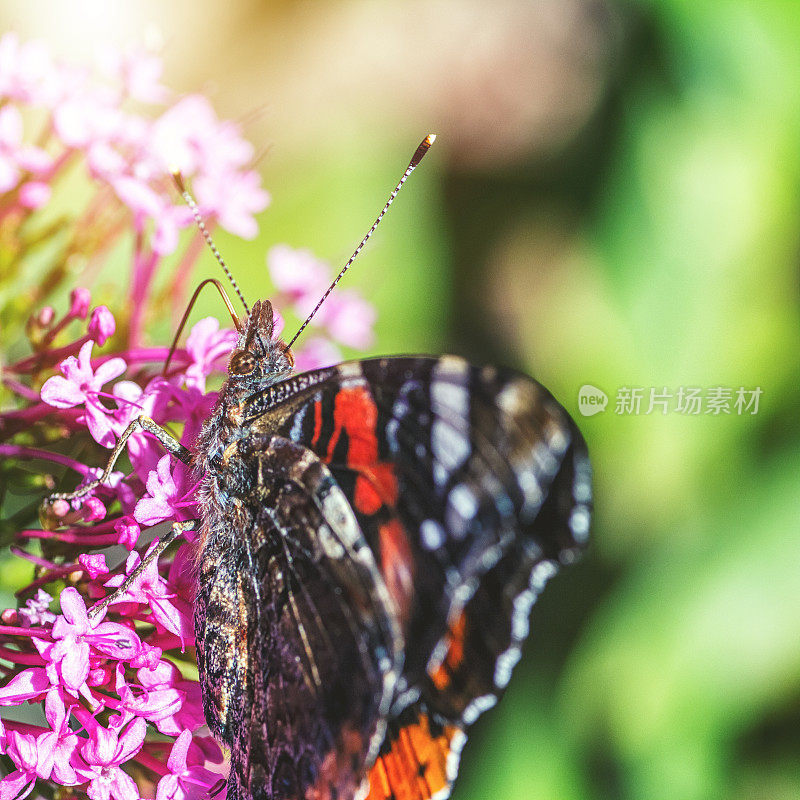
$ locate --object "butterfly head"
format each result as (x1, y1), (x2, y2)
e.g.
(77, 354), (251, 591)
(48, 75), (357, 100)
(227, 299), (294, 389)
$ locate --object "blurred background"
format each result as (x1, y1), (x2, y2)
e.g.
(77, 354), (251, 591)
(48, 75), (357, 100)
(2, 1), (799, 798)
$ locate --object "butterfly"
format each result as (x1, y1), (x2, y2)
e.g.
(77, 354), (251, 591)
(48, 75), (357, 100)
(49, 136), (591, 800)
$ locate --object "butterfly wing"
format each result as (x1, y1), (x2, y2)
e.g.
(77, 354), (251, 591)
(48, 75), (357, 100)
(362, 703), (465, 800)
(196, 434), (403, 800)
(236, 355), (590, 799)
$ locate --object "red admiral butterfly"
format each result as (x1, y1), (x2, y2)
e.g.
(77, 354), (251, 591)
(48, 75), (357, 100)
(50, 136), (591, 800)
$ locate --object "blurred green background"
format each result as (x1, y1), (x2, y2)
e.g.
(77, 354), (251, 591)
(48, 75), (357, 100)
(3, 1), (800, 798)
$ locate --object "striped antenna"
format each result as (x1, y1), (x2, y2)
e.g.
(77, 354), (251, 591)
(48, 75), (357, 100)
(172, 172), (250, 316)
(286, 133), (436, 350)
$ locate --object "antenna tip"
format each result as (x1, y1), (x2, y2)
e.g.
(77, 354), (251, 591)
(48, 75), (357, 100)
(410, 134), (436, 169)
(171, 169), (186, 193)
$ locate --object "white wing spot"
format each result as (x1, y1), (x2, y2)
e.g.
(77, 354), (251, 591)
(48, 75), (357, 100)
(569, 505), (591, 542)
(421, 518), (446, 550)
(446, 730), (468, 781)
(431, 359), (471, 488)
(385, 418), (400, 453)
(494, 646), (522, 688)
(548, 426), (569, 455)
(321, 488), (362, 549)
(288, 402), (308, 442)
(511, 589), (534, 640)
(518, 469), (543, 513)
(462, 693), (497, 725)
(530, 559), (558, 592)
(446, 484), (478, 539)
(431, 419), (471, 487)
(433, 462), (448, 487)
(337, 361), (365, 386)
(317, 524), (345, 559)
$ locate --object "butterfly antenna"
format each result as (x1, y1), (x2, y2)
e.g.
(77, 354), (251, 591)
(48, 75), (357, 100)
(286, 133), (436, 350)
(172, 171), (250, 316)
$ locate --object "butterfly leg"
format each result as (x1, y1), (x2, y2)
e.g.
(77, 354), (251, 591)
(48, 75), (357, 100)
(87, 518), (198, 620)
(45, 416), (192, 507)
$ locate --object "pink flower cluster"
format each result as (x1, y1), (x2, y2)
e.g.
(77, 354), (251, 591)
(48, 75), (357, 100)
(0, 33), (267, 250)
(0, 35), (378, 800)
(1, 298), (231, 800)
(0, 32), (270, 348)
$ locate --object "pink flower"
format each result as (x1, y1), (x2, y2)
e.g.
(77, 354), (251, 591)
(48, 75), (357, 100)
(117, 666), (184, 732)
(266, 244), (377, 349)
(0, 668), (50, 706)
(113, 517), (141, 550)
(194, 168), (269, 239)
(293, 335), (343, 371)
(103, 543), (194, 643)
(69, 288), (92, 319)
(18, 589), (56, 627)
(267, 244), (329, 304)
(38, 688), (80, 785)
(18, 181), (50, 209)
(36, 588), (142, 694)
(109, 378), (174, 478)
(88, 306), (116, 345)
(52, 84), (122, 149)
(149, 95), (251, 177)
(76, 718), (146, 800)
(111, 176), (190, 256)
(35, 305), (55, 326)
(323, 289), (376, 349)
(156, 731), (221, 800)
(168, 385), (218, 452)
(97, 46), (169, 104)
(40, 341), (126, 447)
(0, 33), (57, 104)
(79, 553), (110, 580)
(0, 105), (52, 192)
(83, 496), (107, 522)
(0, 731), (39, 800)
(0, 34), (380, 800)
(138, 661), (205, 736)
(134, 454), (198, 526)
(184, 317), (238, 392)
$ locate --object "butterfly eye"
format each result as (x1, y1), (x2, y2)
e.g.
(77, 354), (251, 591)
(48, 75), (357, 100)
(229, 350), (257, 376)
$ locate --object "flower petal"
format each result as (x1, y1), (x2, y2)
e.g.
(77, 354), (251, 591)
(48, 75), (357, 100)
(59, 587), (89, 630)
(0, 668), (49, 705)
(59, 641), (90, 691)
(0, 770), (34, 800)
(115, 717), (146, 763)
(92, 356), (126, 387)
(166, 730), (192, 774)
(109, 768), (140, 800)
(43, 686), (67, 730)
(133, 495), (173, 526)
(40, 375), (85, 408)
(85, 402), (117, 448)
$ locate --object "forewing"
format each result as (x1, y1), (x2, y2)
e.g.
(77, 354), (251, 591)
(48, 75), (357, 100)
(244, 356), (591, 723)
